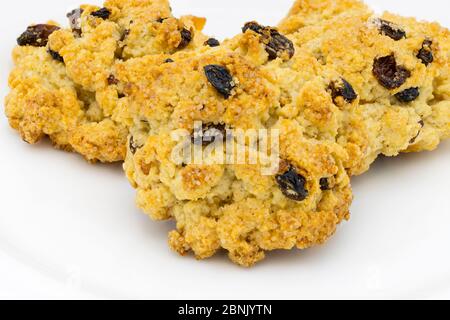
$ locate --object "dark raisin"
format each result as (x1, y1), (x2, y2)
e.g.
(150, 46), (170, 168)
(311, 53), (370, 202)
(192, 123), (227, 146)
(276, 166), (308, 201)
(395, 87), (420, 102)
(242, 21), (294, 61)
(204, 65), (235, 99)
(48, 49), (64, 63)
(178, 28), (192, 49)
(204, 38), (220, 47)
(67, 8), (83, 37)
(242, 21), (264, 34)
(266, 29), (295, 61)
(417, 40), (434, 66)
(129, 136), (142, 154)
(377, 19), (406, 41)
(329, 78), (358, 103)
(156, 17), (168, 23)
(17, 24), (60, 47)
(320, 178), (330, 191)
(164, 58), (174, 63)
(118, 93), (126, 99)
(373, 54), (411, 89)
(91, 7), (111, 20)
(107, 75), (119, 85)
(410, 120), (425, 144)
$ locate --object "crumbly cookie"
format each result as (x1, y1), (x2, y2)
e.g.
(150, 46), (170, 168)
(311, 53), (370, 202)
(279, 0), (450, 175)
(5, 0), (207, 162)
(121, 34), (353, 266)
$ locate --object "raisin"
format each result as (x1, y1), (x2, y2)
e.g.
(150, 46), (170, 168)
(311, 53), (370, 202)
(377, 19), (406, 41)
(204, 38), (220, 47)
(178, 28), (192, 49)
(266, 30), (295, 61)
(204, 65), (235, 99)
(417, 40), (434, 66)
(373, 54), (411, 89)
(164, 58), (174, 63)
(320, 178), (330, 191)
(276, 166), (308, 201)
(156, 17), (168, 23)
(329, 78), (358, 103)
(91, 8), (111, 20)
(192, 123), (227, 146)
(395, 87), (420, 102)
(129, 136), (142, 154)
(48, 49), (64, 63)
(242, 21), (294, 61)
(118, 93), (126, 99)
(242, 21), (263, 34)
(67, 8), (83, 37)
(17, 24), (60, 47)
(107, 75), (119, 85)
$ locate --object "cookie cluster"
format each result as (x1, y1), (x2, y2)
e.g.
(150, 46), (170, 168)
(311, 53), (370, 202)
(5, 0), (449, 266)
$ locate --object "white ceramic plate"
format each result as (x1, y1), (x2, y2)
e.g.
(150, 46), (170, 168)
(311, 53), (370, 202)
(0, 0), (449, 299)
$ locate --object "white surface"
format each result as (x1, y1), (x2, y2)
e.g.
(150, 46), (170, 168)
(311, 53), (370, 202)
(0, 0), (449, 300)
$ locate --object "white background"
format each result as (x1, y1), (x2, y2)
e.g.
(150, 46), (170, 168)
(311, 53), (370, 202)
(0, 0), (449, 300)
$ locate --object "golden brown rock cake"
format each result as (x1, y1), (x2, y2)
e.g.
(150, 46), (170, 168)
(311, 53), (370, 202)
(5, 0), (207, 162)
(279, 0), (450, 175)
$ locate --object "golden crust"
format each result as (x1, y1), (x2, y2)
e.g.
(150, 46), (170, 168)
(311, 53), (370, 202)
(278, 0), (370, 34)
(5, 46), (83, 148)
